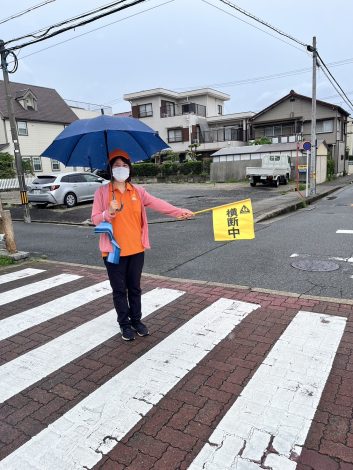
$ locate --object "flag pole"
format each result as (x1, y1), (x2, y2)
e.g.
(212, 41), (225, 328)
(193, 198), (251, 215)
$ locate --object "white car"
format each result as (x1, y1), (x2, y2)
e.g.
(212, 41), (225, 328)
(27, 172), (109, 208)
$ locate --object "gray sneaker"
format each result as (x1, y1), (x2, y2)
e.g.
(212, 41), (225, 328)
(131, 321), (149, 337)
(121, 326), (135, 341)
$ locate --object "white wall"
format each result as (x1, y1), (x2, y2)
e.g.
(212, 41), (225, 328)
(71, 107), (103, 119)
(4, 120), (86, 174)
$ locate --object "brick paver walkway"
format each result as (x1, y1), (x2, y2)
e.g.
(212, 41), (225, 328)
(0, 261), (352, 470)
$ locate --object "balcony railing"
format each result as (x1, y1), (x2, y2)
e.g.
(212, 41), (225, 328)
(197, 127), (244, 143)
(160, 102), (206, 118)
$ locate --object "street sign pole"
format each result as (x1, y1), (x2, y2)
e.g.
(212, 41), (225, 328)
(302, 141), (311, 198)
(305, 150), (309, 197)
(309, 36), (317, 195)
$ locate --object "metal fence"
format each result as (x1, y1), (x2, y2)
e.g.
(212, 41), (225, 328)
(0, 177), (35, 191)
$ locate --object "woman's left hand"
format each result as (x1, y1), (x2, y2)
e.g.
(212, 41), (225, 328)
(177, 209), (194, 220)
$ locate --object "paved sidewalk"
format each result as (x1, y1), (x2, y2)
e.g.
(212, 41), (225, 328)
(0, 261), (352, 469)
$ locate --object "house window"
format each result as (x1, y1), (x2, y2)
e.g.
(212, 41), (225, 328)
(316, 119), (334, 133)
(138, 103), (153, 117)
(168, 128), (183, 143)
(51, 159), (60, 171)
(17, 121), (28, 136)
(25, 96), (37, 111)
(218, 105), (223, 115)
(165, 101), (175, 117)
(32, 156), (42, 172)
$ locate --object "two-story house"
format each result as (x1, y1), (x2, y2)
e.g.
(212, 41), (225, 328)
(123, 88), (254, 159)
(250, 90), (350, 175)
(0, 80), (79, 175)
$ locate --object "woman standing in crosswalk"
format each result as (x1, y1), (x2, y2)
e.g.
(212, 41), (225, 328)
(92, 149), (193, 341)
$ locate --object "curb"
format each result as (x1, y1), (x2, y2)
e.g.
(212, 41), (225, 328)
(254, 186), (342, 223)
(2, 258), (353, 306)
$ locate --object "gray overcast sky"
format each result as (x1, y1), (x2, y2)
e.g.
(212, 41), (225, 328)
(1, 0), (353, 115)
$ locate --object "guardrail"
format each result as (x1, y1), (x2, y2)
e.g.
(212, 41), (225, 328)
(0, 177), (35, 191)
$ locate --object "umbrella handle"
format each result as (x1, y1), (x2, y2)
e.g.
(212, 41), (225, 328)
(111, 183), (124, 212)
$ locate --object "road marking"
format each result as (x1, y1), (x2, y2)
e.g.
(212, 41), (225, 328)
(290, 253), (353, 263)
(0, 288), (184, 404)
(0, 298), (259, 469)
(0, 274), (82, 306)
(189, 311), (346, 470)
(336, 230), (353, 234)
(0, 281), (112, 341)
(0, 268), (45, 285)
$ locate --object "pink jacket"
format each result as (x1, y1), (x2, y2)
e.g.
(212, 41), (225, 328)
(92, 183), (186, 254)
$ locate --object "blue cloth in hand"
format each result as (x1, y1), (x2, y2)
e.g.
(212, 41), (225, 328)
(94, 222), (120, 264)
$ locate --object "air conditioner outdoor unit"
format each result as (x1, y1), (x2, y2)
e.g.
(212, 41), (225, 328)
(192, 138), (199, 144)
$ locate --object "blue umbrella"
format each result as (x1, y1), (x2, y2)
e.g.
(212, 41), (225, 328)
(41, 115), (169, 168)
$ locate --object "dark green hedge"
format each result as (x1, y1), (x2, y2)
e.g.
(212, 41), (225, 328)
(133, 161), (204, 177)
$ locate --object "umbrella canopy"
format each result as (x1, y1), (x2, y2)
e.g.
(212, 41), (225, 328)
(41, 115), (169, 169)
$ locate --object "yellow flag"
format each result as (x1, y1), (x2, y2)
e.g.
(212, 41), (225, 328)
(212, 198), (255, 241)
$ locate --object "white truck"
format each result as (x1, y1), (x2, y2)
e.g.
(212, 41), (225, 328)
(246, 154), (291, 187)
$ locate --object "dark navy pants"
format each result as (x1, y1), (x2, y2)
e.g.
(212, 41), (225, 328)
(104, 252), (144, 327)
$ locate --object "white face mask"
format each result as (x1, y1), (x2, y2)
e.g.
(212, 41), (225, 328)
(112, 167), (129, 182)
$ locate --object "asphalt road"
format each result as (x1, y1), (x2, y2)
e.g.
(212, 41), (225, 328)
(11, 182), (353, 299)
(8, 181), (286, 225)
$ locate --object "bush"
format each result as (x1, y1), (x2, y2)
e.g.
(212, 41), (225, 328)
(180, 161), (202, 175)
(0, 152), (16, 179)
(202, 158), (211, 175)
(160, 163), (179, 176)
(327, 159), (335, 181)
(132, 163), (159, 177)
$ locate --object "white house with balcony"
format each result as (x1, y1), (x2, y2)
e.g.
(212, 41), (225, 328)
(123, 88), (254, 159)
(0, 80), (80, 175)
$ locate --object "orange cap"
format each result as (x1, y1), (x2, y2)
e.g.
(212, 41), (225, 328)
(108, 149), (130, 161)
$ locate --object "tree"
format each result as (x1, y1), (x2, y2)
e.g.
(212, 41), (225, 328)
(161, 149), (179, 163)
(249, 137), (272, 145)
(185, 143), (202, 161)
(21, 159), (34, 175)
(0, 152), (16, 178)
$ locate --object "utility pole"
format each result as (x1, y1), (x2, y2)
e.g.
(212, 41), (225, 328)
(0, 40), (31, 223)
(308, 36), (317, 195)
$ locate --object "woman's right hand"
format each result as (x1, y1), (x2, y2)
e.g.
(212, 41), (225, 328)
(109, 200), (120, 215)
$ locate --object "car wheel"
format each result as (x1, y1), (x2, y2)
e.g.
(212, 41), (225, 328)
(64, 192), (77, 208)
(250, 182), (256, 187)
(274, 178), (280, 187)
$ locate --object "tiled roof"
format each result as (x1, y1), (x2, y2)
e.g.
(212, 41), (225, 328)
(0, 80), (78, 124)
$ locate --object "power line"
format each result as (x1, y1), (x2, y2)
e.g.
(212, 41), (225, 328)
(6, 0), (148, 51)
(6, 0), (130, 45)
(8, 0), (174, 63)
(174, 57), (353, 91)
(204, 0), (353, 114)
(200, 0), (308, 55)
(318, 66), (353, 113)
(217, 0), (308, 48)
(0, 0), (56, 26)
(316, 52), (353, 112)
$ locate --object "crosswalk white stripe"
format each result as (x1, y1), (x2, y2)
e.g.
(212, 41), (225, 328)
(0, 298), (259, 470)
(336, 229), (353, 234)
(0, 288), (184, 404)
(0, 281), (112, 342)
(189, 311), (346, 470)
(0, 268), (45, 285)
(0, 274), (82, 306)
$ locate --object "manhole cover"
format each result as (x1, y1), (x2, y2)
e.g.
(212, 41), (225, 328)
(291, 259), (340, 272)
